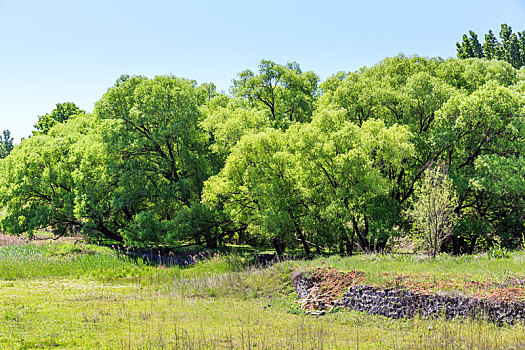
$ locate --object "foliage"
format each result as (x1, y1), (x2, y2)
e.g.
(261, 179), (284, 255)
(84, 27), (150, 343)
(0, 115), (95, 237)
(317, 56), (525, 254)
(33, 102), (85, 135)
(231, 60), (319, 128)
(2, 56), (525, 254)
(488, 241), (510, 259)
(0, 130), (13, 159)
(407, 165), (458, 258)
(457, 24), (525, 69)
(201, 100), (271, 160)
(90, 75), (220, 247)
(204, 113), (413, 255)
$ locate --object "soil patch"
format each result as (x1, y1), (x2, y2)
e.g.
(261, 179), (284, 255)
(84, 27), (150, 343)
(292, 268), (365, 310)
(378, 272), (525, 302)
(292, 268), (525, 324)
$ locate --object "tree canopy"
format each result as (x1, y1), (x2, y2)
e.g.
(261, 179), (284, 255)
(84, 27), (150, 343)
(33, 102), (85, 135)
(1, 57), (524, 255)
(457, 24), (525, 69)
(231, 60), (319, 128)
(0, 130), (13, 159)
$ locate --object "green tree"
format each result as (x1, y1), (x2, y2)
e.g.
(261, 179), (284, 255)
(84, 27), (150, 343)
(437, 81), (525, 250)
(318, 55), (524, 253)
(201, 100), (271, 161)
(231, 60), (319, 128)
(92, 75), (219, 247)
(290, 112), (413, 253)
(456, 34), (475, 59)
(204, 111), (413, 255)
(483, 30), (502, 60)
(0, 115), (101, 238)
(2, 56), (524, 255)
(407, 164), (458, 258)
(34, 102), (85, 135)
(0, 130), (13, 159)
(456, 24), (525, 69)
(456, 31), (483, 59)
(0, 76), (244, 248)
(203, 128), (308, 254)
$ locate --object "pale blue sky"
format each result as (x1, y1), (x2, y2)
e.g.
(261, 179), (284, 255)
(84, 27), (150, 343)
(1, 0), (524, 140)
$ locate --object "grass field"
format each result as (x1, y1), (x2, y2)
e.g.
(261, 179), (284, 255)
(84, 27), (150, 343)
(1, 240), (525, 349)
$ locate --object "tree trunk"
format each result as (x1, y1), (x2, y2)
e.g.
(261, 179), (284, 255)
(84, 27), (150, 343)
(203, 231), (217, 249)
(97, 222), (124, 243)
(468, 235), (478, 254)
(343, 230), (354, 256)
(293, 220), (310, 255)
(352, 216), (369, 252)
(272, 236), (286, 255)
(315, 239), (321, 254)
(339, 237), (345, 256)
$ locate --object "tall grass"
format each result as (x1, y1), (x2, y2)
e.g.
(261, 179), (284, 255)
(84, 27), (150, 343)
(2, 243), (525, 349)
(0, 243), (261, 288)
(0, 244), (142, 281)
(1, 280), (525, 349)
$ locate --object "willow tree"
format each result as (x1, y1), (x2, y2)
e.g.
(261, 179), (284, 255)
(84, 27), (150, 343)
(204, 109), (413, 255)
(232, 60), (319, 128)
(33, 102), (85, 135)
(91, 75), (220, 247)
(203, 128), (306, 254)
(0, 114), (101, 238)
(315, 56), (525, 253)
(289, 111), (413, 253)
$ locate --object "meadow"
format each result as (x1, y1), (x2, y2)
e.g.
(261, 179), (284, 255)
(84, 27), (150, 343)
(1, 240), (525, 349)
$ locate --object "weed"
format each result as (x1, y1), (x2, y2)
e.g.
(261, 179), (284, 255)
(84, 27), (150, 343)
(1, 243), (525, 348)
(489, 241), (510, 259)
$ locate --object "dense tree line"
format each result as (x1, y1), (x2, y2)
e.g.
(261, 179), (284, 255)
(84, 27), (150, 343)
(457, 23), (525, 69)
(1, 57), (524, 255)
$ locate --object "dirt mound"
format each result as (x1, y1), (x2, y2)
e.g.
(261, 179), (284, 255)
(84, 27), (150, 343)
(293, 268), (525, 322)
(478, 288), (525, 302)
(292, 268), (365, 312)
(379, 272), (525, 303)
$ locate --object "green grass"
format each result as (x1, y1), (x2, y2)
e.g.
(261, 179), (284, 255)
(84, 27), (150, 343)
(287, 252), (525, 277)
(286, 252), (525, 292)
(0, 243), (253, 285)
(1, 242), (525, 349)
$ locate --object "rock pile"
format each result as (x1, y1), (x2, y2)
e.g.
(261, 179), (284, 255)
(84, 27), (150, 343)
(293, 273), (525, 325)
(292, 268), (365, 313)
(292, 272), (313, 300)
(336, 285), (525, 325)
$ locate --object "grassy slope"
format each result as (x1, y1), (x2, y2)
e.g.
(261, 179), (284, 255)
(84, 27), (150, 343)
(0, 243), (525, 349)
(290, 253), (525, 297)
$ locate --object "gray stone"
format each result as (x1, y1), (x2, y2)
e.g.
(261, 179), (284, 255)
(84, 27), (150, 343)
(294, 277), (525, 325)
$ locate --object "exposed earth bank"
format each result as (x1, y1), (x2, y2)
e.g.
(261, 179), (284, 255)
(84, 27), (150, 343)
(293, 268), (525, 325)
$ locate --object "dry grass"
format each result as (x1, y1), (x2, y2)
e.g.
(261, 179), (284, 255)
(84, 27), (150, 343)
(0, 232), (28, 246)
(0, 231), (83, 247)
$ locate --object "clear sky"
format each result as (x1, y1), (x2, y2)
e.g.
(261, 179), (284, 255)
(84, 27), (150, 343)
(1, 0), (524, 141)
